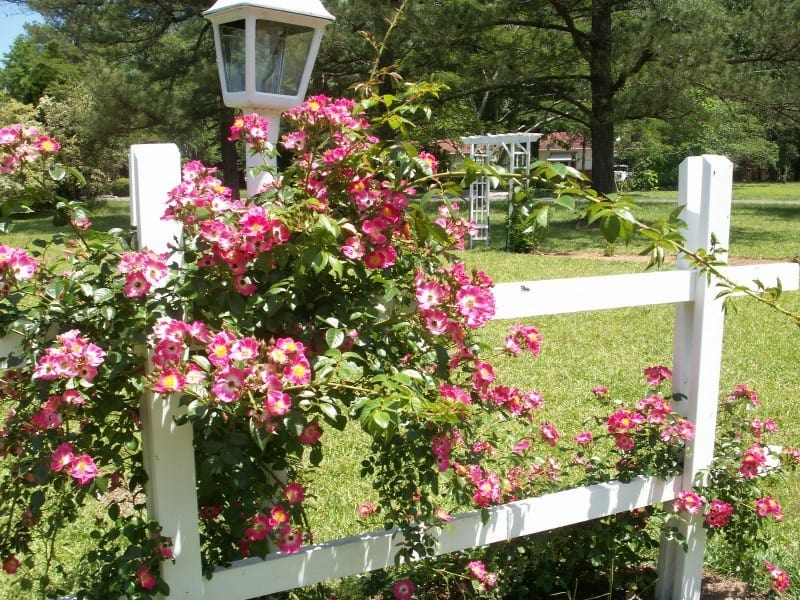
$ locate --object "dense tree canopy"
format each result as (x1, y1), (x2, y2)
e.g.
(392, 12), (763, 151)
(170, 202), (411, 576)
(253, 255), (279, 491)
(0, 0), (230, 192)
(0, 0), (798, 193)
(329, 0), (799, 191)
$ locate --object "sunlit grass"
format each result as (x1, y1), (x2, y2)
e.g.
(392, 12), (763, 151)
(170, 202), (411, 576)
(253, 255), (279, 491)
(633, 181), (800, 202)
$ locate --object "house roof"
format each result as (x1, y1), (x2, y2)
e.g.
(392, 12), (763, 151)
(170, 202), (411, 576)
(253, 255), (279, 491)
(461, 132), (543, 145)
(540, 131), (591, 150)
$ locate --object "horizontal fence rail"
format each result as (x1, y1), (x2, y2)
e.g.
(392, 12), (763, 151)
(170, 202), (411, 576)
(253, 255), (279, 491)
(492, 263), (800, 320)
(203, 475), (683, 599)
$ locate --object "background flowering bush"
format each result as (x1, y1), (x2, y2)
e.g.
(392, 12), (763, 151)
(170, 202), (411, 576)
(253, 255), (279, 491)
(0, 90), (794, 599)
(0, 123), (87, 226)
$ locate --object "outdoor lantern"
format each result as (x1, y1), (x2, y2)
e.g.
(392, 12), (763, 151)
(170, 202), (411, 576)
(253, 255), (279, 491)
(204, 0), (334, 194)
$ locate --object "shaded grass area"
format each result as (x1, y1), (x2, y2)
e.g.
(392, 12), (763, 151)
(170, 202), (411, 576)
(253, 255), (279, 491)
(1, 202), (133, 254)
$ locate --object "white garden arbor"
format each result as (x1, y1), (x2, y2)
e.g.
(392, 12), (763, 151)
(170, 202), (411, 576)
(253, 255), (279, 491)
(460, 132), (542, 248)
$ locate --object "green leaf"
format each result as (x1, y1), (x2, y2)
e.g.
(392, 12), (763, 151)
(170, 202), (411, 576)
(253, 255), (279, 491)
(372, 410), (391, 429)
(193, 355), (211, 371)
(326, 328), (345, 349)
(553, 195), (576, 211)
(94, 476), (109, 493)
(93, 288), (114, 303)
(328, 255), (344, 278)
(66, 166), (87, 185)
(302, 248), (328, 273)
(316, 214), (340, 238)
(600, 216), (621, 243)
(548, 161), (568, 178)
(535, 206), (549, 228)
(319, 401), (339, 422)
(619, 219), (635, 242)
(337, 360), (363, 381)
(30, 489), (46, 510)
(400, 369), (424, 382)
(49, 165), (67, 181)
(586, 207), (606, 225)
(44, 279), (67, 300)
(249, 418), (269, 451)
(615, 208), (637, 224)
(387, 114), (404, 130)
(309, 445), (323, 466)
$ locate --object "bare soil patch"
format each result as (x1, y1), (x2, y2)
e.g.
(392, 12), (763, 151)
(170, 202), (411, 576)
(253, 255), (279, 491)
(701, 573), (765, 599)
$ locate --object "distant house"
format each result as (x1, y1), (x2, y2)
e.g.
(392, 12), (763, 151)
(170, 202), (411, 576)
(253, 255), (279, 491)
(538, 132), (592, 177)
(434, 139), (468, 168)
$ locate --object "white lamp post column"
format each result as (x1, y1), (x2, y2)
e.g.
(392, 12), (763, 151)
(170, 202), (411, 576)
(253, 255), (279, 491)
(204, 0), (335, 195)
(243, 107), (281, 197)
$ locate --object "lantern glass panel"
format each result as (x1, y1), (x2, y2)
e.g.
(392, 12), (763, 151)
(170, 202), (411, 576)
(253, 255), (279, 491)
(219, 20), (246, 92)
(255, 20), (314, 95)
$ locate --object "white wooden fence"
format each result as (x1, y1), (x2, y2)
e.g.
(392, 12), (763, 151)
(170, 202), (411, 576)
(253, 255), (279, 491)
(129, 151), (800, 598)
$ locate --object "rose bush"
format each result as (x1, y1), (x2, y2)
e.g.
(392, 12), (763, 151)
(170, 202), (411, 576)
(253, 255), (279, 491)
(669, 384), (798, 595)
(358, 378), (796, 599)
(0, 91), (794, 599)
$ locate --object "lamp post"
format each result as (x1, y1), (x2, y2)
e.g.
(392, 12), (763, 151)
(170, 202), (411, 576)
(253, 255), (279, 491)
(204, 0), (334, 197)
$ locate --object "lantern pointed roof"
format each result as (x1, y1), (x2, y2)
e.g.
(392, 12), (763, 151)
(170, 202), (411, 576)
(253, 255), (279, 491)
(203, 0), (335, 22)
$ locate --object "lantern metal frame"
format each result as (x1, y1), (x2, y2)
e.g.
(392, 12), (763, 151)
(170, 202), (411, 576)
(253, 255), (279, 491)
(204, 0), (334, 195)
(204, 0), (334, 112)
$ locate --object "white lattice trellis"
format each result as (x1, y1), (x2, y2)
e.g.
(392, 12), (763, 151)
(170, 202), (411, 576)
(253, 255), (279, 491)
(460, 133), (543, 248)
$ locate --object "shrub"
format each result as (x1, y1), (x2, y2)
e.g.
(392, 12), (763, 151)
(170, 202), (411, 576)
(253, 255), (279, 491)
(110, 177), (130, 197)
(505, 161), (590, 253)
(631, 168), (659, 191)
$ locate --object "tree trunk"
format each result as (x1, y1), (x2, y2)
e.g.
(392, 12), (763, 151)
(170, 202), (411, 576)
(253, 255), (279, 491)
(588, 0), (616, 195)
(220, 106), (240, 201)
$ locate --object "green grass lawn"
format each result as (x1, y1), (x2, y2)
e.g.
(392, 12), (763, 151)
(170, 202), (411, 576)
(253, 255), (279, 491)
(2, 197), (799, 597)
(477, 198), (800, 261)
(459, 254), (800, 596)
(633, 180), (800, 203)
(1, 202), (132, 248)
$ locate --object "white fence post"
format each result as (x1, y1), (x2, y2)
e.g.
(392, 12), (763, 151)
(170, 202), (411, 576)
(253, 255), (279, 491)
(655, 155), (733, 600)
(130, 144), (206, 598)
